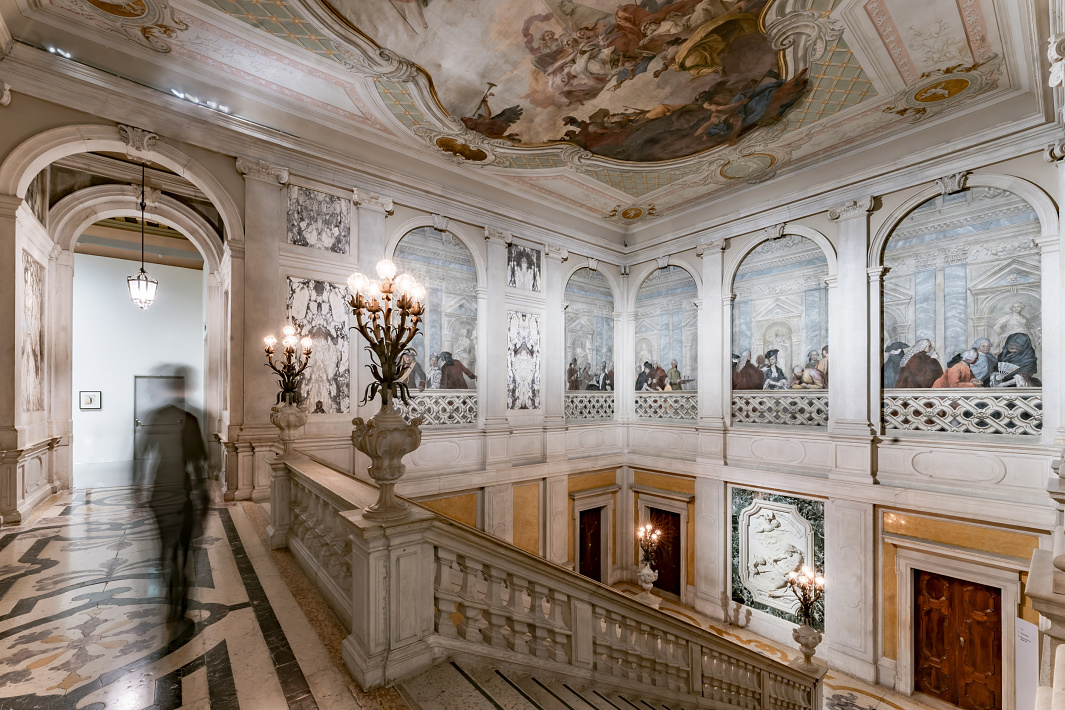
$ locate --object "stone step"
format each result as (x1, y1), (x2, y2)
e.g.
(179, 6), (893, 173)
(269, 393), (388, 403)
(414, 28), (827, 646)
(398, 661), (501, 710)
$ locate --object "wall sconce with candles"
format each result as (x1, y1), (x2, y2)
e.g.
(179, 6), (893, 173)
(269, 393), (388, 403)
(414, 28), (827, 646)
(786, 565), (825, 670)
(264, 323), (312, 457)
(347, 258), (426, 520)
(635, 523), (662, 608)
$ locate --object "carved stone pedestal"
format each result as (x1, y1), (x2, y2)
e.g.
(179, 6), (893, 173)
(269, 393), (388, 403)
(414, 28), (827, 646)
(266, 399), (307, 548)
(353, 401), (422, 520)
(634, 562), (661, 609)
(791, 623), (823, 669)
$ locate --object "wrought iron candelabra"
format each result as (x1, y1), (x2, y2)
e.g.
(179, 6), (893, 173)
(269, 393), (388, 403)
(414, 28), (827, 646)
(264, 324), (312, 457)
(347, 259), (427, 520)
(264, 324), (312, 406)
(635, 523), (662, 608)
(786, 565), (825, 670)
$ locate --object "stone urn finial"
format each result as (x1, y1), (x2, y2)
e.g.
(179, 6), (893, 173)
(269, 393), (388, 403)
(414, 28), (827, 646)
(352, 402), (422, 520)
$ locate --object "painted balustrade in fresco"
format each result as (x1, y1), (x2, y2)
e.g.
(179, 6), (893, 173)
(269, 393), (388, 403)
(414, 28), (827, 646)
(564, 391), (615, 421)
(392, 390), (478, 426)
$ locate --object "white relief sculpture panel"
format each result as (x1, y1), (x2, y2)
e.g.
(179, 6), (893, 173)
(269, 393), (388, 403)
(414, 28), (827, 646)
(737, 499), (814, 617)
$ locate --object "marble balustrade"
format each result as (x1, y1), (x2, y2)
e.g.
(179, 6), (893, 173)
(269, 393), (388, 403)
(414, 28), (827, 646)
(273, 454), (825, 705)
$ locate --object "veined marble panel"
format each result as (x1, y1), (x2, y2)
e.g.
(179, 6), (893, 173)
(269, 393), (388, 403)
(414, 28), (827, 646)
(507, 243), (541, 292)
(286, 185), (350, 254)
(731, 486), (824, 630)
(507, 311), (541, 410)
(286, 277), (349, 413)
(22, 250), (45, 412)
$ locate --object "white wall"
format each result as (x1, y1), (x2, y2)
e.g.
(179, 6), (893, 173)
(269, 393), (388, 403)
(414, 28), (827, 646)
(72, 253), (205, 473)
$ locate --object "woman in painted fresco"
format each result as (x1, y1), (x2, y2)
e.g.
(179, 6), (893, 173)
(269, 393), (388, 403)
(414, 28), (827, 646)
(732, 351), (763, 390)
(996, 333), (1040, 386)
(881, 341), (909, 389)
(895, 340), (943, 389)
(761, 349), (788, 390)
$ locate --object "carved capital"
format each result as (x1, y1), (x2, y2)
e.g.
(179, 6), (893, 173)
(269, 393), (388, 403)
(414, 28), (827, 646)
(1045, 139), (1065, 164)
(655, 256), (669, 269)
(431, 213), (449, 231)
(351, 188), (393, 214)
(827, 196), (874, 221)
(762, 223), (786, 240)
(118, 125), (158, 159)
(48, 243), (62, 261)
(0, 194), (22, 218)
(935, 171), (969, 195)
(226, 240), (246, 260)
(695, 238), (728, 257)
(483, 226), (511, 244)
(237, 157), (289, 185)
(867, 266), (887, 283)
(545, 244), (568, 261)
(587, 257), (598, 270)
(1050, 33), (1065, 87)
(619, 264), (630, 276)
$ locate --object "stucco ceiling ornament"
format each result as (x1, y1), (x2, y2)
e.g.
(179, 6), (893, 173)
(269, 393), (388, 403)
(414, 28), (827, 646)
(117, 124), (158, 160)
(882, 54), (1003, 123)
(935, 171), (970, 195)
(49, 0), (187, 52)
(764, 10), (843, 68)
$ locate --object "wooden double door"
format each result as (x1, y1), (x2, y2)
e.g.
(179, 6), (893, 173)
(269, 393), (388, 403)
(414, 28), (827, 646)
(914, 570), (1002, 710)
(648, 508), (681, 596)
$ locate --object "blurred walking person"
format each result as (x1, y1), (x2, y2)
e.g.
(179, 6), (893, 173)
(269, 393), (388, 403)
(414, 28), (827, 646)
(135, 367), (209, 622)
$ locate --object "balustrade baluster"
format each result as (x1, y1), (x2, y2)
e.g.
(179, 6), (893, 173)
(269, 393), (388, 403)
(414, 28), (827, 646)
(547, 589), (571, 663)
(434, 548), (460, 637)
(529, 583), (552, 659)
(505, 573), (530, 655)
(455, 556), (487, 643)
(481, 565), (509, 649)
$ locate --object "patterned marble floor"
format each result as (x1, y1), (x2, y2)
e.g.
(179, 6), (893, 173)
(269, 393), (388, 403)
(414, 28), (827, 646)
(0, 487), (379, 710)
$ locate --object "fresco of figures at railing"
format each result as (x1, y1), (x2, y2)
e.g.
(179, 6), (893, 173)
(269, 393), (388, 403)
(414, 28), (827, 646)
(635, 266), (698, 392)
(565, 392), (615, 421)
(882, 389), (1042, 436)
(393, 391), (478, 426)
(731, 392), (829, 427)
(635, 392), (698, 421)
(881, 187), (1042, 390)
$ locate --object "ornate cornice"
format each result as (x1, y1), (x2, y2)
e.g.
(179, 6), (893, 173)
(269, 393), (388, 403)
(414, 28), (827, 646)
(352, 188), (393, 215)
(118, 124), (158, 159)
(483, 226), (511, 244)
(544, 244), (568, 261)
(827, 196), (874, 221)
(935, 171), (969, 195)
(236, 157), (289, 185)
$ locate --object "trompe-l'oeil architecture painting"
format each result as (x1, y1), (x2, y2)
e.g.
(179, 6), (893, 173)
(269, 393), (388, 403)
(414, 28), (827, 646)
(881, 187), (1042, 390)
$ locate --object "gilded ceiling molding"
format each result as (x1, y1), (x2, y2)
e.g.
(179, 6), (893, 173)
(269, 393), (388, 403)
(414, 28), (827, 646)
(1049, 33), (1065, 88)
(827, 197), (875, 221)
(236, 157), (289, 185)
(764, 10), (843, 68)
(935, 171), (970, 195)
(49, 0), (187, 52)
(117, 125), (158, 160)
(352, 189), (393, 215)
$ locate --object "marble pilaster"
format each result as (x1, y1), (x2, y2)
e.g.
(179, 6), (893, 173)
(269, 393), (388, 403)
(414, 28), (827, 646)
(693, 476), (726, 621)
(543, 245), (568, 459)
(1041, 143), (1065, 447)
(696, 239), (726, 461)
(483, 228), (512, 465)
(824, 498), (876, 681)
(827, 197), (876, 482)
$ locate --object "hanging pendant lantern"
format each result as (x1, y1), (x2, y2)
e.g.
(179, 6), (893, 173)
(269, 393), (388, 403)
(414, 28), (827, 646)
(127, 162), (158, 309)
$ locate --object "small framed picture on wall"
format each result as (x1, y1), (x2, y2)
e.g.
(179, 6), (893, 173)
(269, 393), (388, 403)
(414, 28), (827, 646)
(79, 391), (102, 410)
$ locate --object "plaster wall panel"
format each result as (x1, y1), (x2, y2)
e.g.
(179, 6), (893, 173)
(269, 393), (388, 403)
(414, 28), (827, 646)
(694, 477), (726, 620)
(419, 492), (478, 528)
(564, 424), (623, 457)
(726, 430), (835, 472)
(627, 425), (699, 459)
(401, 431), (484, 476)
(484, 483), (513, 543)
(512, 481), (541, 555)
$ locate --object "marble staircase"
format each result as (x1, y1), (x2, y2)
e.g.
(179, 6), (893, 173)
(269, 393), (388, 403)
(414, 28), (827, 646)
(399, 660), (699, 710)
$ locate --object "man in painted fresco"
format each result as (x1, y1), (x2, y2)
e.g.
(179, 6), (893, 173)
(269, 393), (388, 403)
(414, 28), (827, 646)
(667, 359), (683, 390)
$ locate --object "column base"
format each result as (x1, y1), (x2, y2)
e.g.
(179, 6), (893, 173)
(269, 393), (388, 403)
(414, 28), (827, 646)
(483, 417), (514, 467)
(828, 419), (877, 483)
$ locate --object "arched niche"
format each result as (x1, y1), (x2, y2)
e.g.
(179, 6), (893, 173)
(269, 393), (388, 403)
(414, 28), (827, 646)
(634, 265), (698, 391)
(564, 267), (614, 391)
(879, 186), (1043, 389)
(730, 234), (830, 391)
(392, 226), (479, 389)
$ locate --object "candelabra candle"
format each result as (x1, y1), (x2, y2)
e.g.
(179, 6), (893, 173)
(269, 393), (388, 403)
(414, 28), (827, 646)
(636, 523), (662, 566)
(264, 324), (313, 405)
(347, 259), (426, 406)
(786, 565), (825, 627)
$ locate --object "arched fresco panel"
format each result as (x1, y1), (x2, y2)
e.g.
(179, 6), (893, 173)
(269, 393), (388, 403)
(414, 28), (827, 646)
(635, 266), (697, 391)
(565, 268), (614, 391)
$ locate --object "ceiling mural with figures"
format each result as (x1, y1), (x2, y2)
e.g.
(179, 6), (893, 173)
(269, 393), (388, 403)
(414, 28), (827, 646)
(14, 0), (1028, 228)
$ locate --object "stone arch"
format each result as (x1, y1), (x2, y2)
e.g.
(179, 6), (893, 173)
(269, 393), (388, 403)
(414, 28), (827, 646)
(0, 124), (244, 242)
(562, 261), (622, 308)
(724, 224), (837, 292)
(625, 258), (702, 313)
(869, 174), (1058, 268)
(49, 184), (223, 272)
(385, 216), (486, 286)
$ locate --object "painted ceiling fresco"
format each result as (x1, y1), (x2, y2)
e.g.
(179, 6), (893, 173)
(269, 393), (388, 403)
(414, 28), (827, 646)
(19, 0), (1025, 226)
(327, 0), (807, 162)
